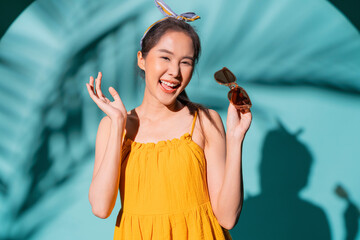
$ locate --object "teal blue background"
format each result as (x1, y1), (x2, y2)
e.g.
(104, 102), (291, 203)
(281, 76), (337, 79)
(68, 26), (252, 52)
(0, 0), (359, 239)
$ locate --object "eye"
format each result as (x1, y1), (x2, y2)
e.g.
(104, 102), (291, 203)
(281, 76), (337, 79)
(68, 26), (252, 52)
(182, 61), (193, 66)
(161, 56), (170, 61)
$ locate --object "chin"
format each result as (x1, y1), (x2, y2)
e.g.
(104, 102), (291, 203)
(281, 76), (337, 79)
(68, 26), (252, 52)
(160, 95), (178, 107)
(158, 92), (182, 107)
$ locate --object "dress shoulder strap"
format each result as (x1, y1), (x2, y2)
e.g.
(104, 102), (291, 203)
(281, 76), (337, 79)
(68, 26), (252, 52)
(190, 111), (198, 137)
(122, 129), (127, 142)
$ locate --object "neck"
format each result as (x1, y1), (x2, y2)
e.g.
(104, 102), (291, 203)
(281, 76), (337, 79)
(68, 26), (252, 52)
(136, 87), (186, 121)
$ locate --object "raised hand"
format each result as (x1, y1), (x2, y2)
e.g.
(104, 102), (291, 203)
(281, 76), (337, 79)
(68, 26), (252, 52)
(226, 102), (252, 140)
(86, 72), (127, 123)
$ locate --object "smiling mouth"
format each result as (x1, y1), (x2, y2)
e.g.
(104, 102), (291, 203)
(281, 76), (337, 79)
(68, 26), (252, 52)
(159, 80), (180, 89)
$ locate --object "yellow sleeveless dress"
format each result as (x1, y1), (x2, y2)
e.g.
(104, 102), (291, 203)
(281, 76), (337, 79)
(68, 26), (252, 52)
(114, 111), (232, 239)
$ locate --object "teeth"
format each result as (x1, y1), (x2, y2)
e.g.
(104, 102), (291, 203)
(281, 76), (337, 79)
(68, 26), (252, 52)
(161, 80), (178, 87)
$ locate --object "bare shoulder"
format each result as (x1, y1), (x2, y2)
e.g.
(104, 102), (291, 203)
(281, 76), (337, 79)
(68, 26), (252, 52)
(124, 109), (139, 138)
(198, 108), (226, 143)
(99, 111), (131, 128)
(98, 115), (111, 132)
(98, 109), (134, 134)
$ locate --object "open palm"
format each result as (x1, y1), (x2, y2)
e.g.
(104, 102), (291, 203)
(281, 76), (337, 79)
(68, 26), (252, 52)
(86, 72), (127, 122)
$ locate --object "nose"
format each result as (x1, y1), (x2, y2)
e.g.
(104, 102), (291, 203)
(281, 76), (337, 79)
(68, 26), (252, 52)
(168, 62), (181, 78)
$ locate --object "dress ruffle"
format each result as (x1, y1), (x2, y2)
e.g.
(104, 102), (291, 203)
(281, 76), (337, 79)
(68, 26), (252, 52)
(114, 201), (232, 240)
(123, 132), (203, 151)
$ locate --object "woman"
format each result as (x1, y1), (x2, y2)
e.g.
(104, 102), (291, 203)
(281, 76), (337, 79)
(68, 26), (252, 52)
(86, 1), (252, 239)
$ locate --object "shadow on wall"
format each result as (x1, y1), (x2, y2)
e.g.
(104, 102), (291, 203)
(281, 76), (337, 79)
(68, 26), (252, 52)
(0, 1), (359, 39)
(0, 0), (35, 39)
(230, 120), (332, 240)
(335, 184), (360, 240)
(328, 0), (360, 32)
(1, 98), (91, 239)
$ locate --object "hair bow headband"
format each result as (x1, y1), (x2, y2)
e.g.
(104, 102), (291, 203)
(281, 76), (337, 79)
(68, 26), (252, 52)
(140, 0), (200, 47)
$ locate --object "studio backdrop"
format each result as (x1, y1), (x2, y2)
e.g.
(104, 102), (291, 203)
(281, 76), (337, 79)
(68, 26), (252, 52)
(0, 0), (359, 239)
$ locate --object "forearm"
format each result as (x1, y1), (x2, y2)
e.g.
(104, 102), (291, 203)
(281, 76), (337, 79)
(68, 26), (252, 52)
(89, 121), (123, 218)
(216, 135), (244, 229)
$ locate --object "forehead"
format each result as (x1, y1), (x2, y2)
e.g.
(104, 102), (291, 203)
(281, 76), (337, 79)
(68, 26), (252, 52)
(152, 31), (194, 56)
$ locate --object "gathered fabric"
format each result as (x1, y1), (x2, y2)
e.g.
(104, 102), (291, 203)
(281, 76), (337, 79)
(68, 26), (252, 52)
(114, 111), (232, 239)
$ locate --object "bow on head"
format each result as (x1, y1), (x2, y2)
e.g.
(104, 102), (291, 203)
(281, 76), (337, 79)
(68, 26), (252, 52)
(140, 0), (200, 47)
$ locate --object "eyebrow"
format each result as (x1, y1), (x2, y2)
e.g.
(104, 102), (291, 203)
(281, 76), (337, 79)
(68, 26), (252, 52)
(157, 49), (194, 61)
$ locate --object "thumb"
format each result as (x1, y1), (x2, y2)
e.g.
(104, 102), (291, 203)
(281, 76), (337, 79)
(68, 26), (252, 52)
(109, 86), (120, 101)
(228, 101), (237, 115)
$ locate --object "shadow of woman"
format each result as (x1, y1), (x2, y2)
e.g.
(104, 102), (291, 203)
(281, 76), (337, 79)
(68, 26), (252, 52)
(231, 120), (331, 240)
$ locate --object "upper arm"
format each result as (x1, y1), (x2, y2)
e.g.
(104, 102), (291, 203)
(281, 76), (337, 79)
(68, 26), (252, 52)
(92, 115), (112, 180)
(202, 109), (227, 216)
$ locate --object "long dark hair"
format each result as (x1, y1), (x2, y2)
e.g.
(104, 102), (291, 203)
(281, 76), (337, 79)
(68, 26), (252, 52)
(139, 17), (222, 140)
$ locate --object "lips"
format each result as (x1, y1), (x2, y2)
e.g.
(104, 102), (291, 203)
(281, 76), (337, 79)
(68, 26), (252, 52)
(160, 79), (180, 86)
(159, 79), (180, 93)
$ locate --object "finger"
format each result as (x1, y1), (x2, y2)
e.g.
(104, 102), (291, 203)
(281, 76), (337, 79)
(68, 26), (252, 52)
(238, 109), (247, 117)
(94, 72), (101, 95)
(89, 76), (95, 90)
(95, 72), (106, 101)
(103, 97), (111, 104)
(86, 84), (115, 115)
(228, 101), (237, 115)
(109, 87), (126, 112)
(109, 86), (121, 102)
(88, 76), (96, 94)
(228, 101), (232, 110)
(89, 76), (95, 93)
(86, 82), (100, 102)
(86, 83), (112, 114)
(240, 108), (252, 122)
(241, 107), (251, 114)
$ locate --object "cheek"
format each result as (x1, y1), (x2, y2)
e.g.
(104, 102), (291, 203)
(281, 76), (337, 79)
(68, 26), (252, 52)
(182, 69), (193, 85)
(150, 61), (166, 76)
(183, 67), (194, 78)
(145, 62), (161, 80)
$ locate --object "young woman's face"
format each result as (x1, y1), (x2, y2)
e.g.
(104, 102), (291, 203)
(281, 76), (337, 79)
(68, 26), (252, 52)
(137, 30), (195, 106)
